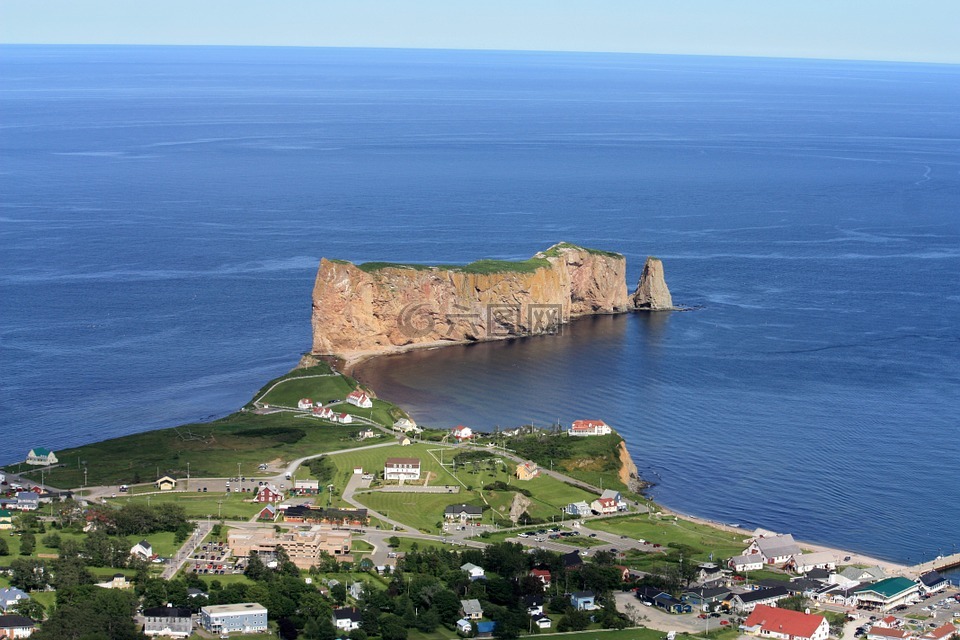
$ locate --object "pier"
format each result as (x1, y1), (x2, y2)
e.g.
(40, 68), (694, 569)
(911, 551), (960, 578)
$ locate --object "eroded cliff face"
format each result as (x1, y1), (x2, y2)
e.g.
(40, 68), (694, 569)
(311, 244), (631, 359)
(631, 256), (674, 311)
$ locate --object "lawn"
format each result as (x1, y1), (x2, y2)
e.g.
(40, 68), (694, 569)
(113, 491), (261, 520)
(357, 492), (470, 533)
(13, 410), (374, 489)
(537, 627), (668, 640)
(586, 515), (746, 564)
(507, 433), (633, 494)
(257, 371), (356, 408)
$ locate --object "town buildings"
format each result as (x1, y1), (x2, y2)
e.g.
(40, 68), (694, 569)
(383, 457), (421, 481)
(742, 604), (830, 640)
(199, 603), (268, 635)
(228, 527), (352, 569)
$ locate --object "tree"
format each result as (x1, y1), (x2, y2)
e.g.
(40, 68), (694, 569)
(31, 585), (141, 640)
(331, 582), (347, 605)
(779, 595), (807, 612)
(19, 530), (36, 555)
(0, 537), (8, 556)
(12, 598), (46, 621)
(10, 558), (49, 591)
(557, 610), (590, 632)
(432, 589), (462, 624)
(378, 613), (408, 640)
(244, 552), (270, 582)
(50, 555), (94, 590)
(42, 532), (62, 549)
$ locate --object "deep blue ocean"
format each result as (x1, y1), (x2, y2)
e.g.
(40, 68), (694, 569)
(1, 46), (958, 566)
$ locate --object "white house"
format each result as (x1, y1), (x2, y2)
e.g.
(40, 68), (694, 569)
(298, 398), (314, 410)
(451, 425), (473, 441)
(590, 497), (618, 515)
(394, 418), (417, 432)
(784, 551), (838, 573)
(346, 389), (373, 408)
(334, 608), (362, 631)
(358, 428), (376, 440)
(26, 448), (57, 466)
(200, 603), (268, 635)
(534, 615), (552, 630)
(0, 614), (37, 639)
(729, 555), (765, 572)
(728, 586), (790, 614)
(918, 571), (949, 595)
(130, 540), (154, 560)
(568, 420), (612, 436)
(742, 533), (802, 565)
(461, 563), (485, 580)
(742, 604), (829, 640)
(383, 458), (421, 481)
(456, 619), (473, 635)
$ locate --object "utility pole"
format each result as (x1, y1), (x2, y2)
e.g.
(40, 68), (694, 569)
(187, 461), (190, 480)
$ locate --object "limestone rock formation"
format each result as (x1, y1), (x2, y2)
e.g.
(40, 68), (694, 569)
(631, 256), (673, 311)
(310, 243), (631, 360)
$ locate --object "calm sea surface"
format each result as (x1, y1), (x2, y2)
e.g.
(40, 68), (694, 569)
(1, 46), (958, 566)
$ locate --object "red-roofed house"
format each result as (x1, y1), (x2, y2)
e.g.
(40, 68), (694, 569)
(873, 616), (900, 629)
(451, 425), (473, 441)
(346, 389), (373, 409)
(298, 398), (314, 410)
(742, 604), (829, 640)
(867, 628), (913, 640)
(919, 624), (956, 640)
(590, 497), (618, 514)
(569, 420), (612, 437)
(530, 569), (551, 588)
(337, 413), (353, 424)
(313, 406), (334, 420)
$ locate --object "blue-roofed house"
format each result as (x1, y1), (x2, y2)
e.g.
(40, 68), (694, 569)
(476, 621), (497, 638)
(570, 591), (596, 611)
(0, 587), (30, 612)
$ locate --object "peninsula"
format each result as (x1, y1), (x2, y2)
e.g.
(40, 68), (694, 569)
(311, 242), (673, 365)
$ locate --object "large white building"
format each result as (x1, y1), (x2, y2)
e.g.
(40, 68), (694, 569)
(346, 389), (373, 408)
(742, 533), (802, 565)
(200, 603), (268, 635)
(568, 420), (612, 436)
(383, 457), (421, 481)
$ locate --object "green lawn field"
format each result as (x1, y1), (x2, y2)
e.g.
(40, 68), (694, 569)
(586, 515), (746, 563)
(114, 491), (261, 520)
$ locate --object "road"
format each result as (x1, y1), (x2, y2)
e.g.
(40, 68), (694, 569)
(162, 520), (215, 579)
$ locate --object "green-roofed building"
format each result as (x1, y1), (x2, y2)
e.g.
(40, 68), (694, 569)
(855, 577), (920, 612)
(0, 509), (12, 530)
(26, 447), (58, 466)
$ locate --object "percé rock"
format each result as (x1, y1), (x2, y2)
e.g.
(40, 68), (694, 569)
(631, 256), (674, 310)
(310, 243), (632, 359)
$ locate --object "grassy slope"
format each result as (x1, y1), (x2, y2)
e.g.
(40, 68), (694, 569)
(508, 432), (631, 494)
(586, 515), (747, 565)
(7, 365), (408, 488)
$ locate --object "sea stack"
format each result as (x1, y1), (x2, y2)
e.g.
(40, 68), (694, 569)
(631, 256), (673, 310)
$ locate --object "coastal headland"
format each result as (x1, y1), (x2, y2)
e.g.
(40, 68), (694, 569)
(310, 242), (674, 368)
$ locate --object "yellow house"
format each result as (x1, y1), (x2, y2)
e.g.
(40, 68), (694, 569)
(155, 476), (177, 491)
(515, 461), (540, 481)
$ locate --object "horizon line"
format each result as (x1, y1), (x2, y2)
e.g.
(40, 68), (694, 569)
(2, 42), (959, 67)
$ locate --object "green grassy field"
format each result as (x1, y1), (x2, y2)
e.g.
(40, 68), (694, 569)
(4, 363), (410, 488)
(507, 432), (632, 494)
(537, 628), (666, 640)
(257, 372), (356, 408)
(113, 491), (261, 520)
(358, 492), (468, 532)
(11, 411), (374, 488)
(586, 515), (746, 563)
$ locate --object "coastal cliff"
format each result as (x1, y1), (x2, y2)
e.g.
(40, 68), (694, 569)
(311, 243), (671, 362)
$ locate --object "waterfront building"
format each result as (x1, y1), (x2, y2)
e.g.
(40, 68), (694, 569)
(383, 457), (421, 481)
(918, 570), (948, 595)
(742, 534), (802, 565)
(568, 420), (611, 436)
(784, 551), (838, 573)
(25, 448), (57, 466)
(346, 389), (372, 408)
(199, 603), (268, 635)
(298, 398), (314, 410)
(742, 604), (829, 640)
(854, 577), (920, 612)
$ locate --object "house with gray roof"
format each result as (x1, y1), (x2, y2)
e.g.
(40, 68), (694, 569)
(742, 534), (802, 565)
(0, 587), (30, 612)
(460, 599), (483, 620)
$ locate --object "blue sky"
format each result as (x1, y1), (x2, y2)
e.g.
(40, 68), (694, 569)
(2, 0), (958, 64)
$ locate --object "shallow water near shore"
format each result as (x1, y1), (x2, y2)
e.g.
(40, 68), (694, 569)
(2, 45), (959, 565)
